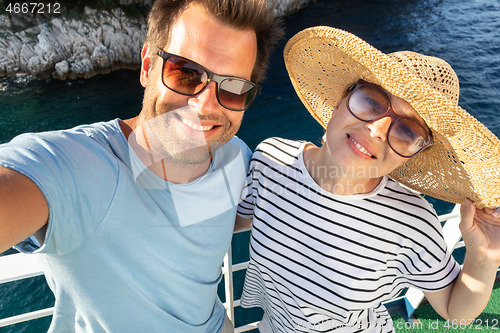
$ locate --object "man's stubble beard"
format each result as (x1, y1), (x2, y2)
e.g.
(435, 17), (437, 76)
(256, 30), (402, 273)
(140, 85), (240, 166)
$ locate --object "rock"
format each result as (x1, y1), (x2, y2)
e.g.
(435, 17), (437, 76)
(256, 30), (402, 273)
(91, 44), (111, 70)
(0, 15), (11, 28)
(0, 0), (311, 79)
(19, 43), (37, 68)
(27, 55), (51, 76)
(120, 0), (153, 5)
(71, 58), (93, 78)
(54, 60), (69, 80)
(274, 0), (311, 16)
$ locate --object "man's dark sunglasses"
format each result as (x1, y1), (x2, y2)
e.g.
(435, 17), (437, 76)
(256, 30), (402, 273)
(156, 50), (260, 111)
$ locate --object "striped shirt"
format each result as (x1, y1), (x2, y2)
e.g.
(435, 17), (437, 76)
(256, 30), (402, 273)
(237, 138), (460, 333)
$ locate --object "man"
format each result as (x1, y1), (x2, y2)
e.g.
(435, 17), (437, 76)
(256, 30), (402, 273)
(0, 0), (282, 332)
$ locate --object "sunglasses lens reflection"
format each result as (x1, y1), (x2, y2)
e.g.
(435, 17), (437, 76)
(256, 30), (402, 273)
(389, 119), (429, 156)
(219, 79), (257, 110)
(349, 84), (431, 157)
(349, 85), (389, 121)
(161, 54), (258, 111)
(163, 57), (208, 95)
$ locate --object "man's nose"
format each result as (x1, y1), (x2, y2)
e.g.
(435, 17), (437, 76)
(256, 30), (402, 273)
(188, 81), (221, 115)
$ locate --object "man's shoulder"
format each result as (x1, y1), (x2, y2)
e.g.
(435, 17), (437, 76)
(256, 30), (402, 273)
(1, 119), (123, 184)
(213, 136), (252, 170)
(228, 135), (250, 152)
(66, 119), (122, 145)
(8, 119), (120, 149)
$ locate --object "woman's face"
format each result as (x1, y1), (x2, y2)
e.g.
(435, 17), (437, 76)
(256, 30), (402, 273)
(323, 83), (429, 179)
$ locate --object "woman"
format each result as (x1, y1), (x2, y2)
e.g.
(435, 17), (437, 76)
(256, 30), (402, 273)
(236, 27), (500, 332)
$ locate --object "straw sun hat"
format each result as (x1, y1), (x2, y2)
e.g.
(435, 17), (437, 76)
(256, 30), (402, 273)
(284, 26), (500, 207)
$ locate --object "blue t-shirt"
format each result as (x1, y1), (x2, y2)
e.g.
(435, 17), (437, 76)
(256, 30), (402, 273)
(0, 119), (251, 332)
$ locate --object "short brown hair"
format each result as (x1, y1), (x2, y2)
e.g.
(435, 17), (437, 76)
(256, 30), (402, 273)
(145, 0), (283, 83)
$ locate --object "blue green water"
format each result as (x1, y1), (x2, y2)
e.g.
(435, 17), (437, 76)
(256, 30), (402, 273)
(0, 0), (499, 331)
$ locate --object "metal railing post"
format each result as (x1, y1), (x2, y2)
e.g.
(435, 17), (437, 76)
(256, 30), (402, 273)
(222, 246), (235, 323)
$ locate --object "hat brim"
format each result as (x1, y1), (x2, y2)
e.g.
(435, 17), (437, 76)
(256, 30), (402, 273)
(284, 26), (500, 207)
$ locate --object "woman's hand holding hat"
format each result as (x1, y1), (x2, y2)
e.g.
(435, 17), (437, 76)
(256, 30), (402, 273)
(459, 199), (500, 266)
(436, 199), (500, 320)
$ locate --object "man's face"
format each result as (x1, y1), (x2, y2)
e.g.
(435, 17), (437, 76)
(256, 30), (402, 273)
(139, 3), (257, 165)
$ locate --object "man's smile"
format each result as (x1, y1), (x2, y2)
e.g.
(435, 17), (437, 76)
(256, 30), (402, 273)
(173, 113), (222, 135)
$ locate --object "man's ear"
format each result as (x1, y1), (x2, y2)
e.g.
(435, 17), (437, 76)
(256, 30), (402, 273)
(140, 43), (153, 87)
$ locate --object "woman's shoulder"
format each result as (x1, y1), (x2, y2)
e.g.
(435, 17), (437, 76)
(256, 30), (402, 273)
(256, 137), (306, 154)
(253, 137), (307, 163)
(381, 177), (439, 219)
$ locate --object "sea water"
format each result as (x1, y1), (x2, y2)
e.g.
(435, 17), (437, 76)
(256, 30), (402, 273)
(0, 0), (499, 331)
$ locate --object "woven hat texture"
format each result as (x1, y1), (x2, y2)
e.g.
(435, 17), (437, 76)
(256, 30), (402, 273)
(284, 26), (500, 207)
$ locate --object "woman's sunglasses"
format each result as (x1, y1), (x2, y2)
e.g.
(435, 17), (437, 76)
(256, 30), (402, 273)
(156, 50), (260, 111)
(347, 81), (434, 157)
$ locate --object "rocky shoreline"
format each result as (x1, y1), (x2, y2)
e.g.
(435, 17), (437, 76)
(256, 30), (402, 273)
(0, 0), (310, 80)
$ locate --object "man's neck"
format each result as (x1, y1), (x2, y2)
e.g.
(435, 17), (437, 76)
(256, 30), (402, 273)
(119, 117), (212, 184)
(154, 157), (211, 184)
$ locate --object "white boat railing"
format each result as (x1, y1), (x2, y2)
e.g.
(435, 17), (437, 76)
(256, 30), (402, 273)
(0, 203), (497, 331)
(0, 252), (49, 327)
